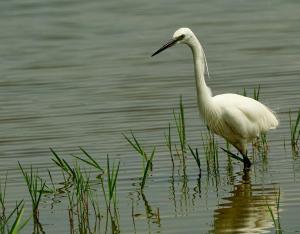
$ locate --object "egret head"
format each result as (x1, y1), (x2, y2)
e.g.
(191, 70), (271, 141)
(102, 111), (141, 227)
(152, 27), (195, 57)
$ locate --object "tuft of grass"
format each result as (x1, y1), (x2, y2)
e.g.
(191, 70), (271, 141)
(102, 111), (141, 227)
(0, 174), (8, 229)
(75, 151), (121, 231)
(1, 174), (30, 234)
(51, 148), (75, 178)
(101, 155), (120, 233)
(242, 85), (260, 101)
(74, 147), (104, 173)
(253, 85), (261, 101)
(2, 202), (30, 234)
(9, 204), (30, 234)
(201, 128), (219, 176)
(105, 155), (120, 206)
(51, 148), (105, 233)
(123, 132), (150, 168)
(289, 109), (300, 154)
(18, 163), (46, 222)
(71, 149), (120, 209)
(173, 96), (186, 156)
(72, 165), (93, 233)
(123, 132), (156, 190)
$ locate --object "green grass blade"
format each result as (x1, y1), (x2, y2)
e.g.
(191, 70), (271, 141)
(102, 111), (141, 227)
(5, 200), (24, 226)
(164, 123), (172, 153)
(50, 148), (66, 169)
(131, 132), (147, 161)
(9, 205), (25, 234)
(111, 161), (120, 199)
(141, 147), (155, 190)
(188, 145), (201, 169)
(179, 96), (186, 148)
(123, 132), (147, 161)
(106, 155), (112, 199)
(79, 147), (104, 172)
(220, 147), (244, 163)
(292, 109), (300, 141)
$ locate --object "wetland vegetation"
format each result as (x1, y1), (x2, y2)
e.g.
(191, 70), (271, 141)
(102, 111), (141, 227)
(1, 95), (298, 233)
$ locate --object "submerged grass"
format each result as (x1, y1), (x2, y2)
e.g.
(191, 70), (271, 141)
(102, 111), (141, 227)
(267, 189), (282, 234)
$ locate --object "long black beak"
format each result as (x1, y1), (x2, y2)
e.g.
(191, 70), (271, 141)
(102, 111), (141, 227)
(151, 36), (183, 57)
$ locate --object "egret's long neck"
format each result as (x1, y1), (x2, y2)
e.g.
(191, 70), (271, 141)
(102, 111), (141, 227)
(188, 38), (213, 116)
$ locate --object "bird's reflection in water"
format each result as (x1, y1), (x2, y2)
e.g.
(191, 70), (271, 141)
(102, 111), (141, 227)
(212, 171), (279, 234)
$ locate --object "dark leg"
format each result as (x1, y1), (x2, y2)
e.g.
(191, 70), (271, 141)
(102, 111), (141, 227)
(220, 147), (252, 168)
(242, 154), (251, 169)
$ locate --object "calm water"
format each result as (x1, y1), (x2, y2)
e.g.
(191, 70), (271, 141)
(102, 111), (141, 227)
(1, 0), (300, 233)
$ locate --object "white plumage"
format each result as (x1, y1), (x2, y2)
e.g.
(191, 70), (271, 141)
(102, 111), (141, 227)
(152, 27), (278, 167)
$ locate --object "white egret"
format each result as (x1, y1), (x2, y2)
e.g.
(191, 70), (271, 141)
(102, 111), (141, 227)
(152, 28), (278, 168)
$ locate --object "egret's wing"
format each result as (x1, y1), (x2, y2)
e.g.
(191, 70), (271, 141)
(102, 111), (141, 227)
(221, 106), (251, 139)
(214, 94), (278, 138)
(232, 96), (278, 132)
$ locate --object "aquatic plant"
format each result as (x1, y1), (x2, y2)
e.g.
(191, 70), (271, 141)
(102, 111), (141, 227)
(173, 96), (186, 156)
(243, 85), (260, 101)
(18, 164), (45, 221)
(201, 128), (219, 176)
(66, 165), (93, 233)
(289, 109), (300, 154)
(141, 148), (155, 190)
(188, 145), (201, 177)
(267, 189), (282, 234)
(1, 174), (30, 234)
(18, 163), (46, 233)
(164, 123), (174, 168)
(51, 148), (119, 233)
(74, 150), (120, 232)
(51, 148), (76, 179)
(123, 132), (151, 168)
(124, 132), (155, 190)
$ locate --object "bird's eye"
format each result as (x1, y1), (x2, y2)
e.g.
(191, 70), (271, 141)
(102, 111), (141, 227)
(178, 35), (185, 40)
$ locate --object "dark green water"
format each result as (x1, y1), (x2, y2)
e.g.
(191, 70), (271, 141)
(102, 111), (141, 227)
(0, 0), (300, 233)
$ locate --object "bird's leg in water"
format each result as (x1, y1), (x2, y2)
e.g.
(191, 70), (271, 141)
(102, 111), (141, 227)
(220, 147), (252, 168)
(242, 153), (251, 169)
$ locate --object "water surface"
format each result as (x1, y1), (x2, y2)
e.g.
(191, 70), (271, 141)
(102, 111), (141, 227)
(0, 0), (300, 233)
